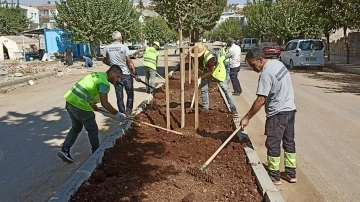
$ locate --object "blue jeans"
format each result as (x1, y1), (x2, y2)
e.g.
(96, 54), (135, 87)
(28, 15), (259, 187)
(224, 61), (230, 84)
(200, 75), (236, 110)
(84, 60), (93, 67)
(62, 102), (99, 153)
(230, 67), (242, 93)
(115, 74), (134, 114)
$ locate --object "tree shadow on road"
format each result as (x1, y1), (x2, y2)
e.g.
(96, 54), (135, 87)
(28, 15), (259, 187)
(290, 67), (360, 96)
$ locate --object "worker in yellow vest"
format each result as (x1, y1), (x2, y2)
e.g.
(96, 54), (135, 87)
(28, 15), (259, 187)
(133, 42), (160, 93)
(57, 65), (126, 163)
(219, 44), (230, 84)
(189, 43), (238, 115)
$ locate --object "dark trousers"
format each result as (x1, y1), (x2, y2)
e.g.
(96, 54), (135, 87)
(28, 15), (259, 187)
(265, 110), (296, 180)
(115, 74), (134, 114)
(230, 67), (242, 93)
(62, 102), (99, 153)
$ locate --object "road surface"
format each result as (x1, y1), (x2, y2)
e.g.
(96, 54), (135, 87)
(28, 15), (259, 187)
(233, 53), (360, 202)
(0, 51), (179, 202)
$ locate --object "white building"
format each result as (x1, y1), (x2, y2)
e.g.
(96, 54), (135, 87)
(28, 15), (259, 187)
(215, 6), (247, 27)
(19, 5), (40, 29)
(29, 2), (58, 28)
(217, 10), (236, 25)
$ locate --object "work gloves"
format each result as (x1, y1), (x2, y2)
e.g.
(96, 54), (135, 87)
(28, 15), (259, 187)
(115, 112), (126, 121)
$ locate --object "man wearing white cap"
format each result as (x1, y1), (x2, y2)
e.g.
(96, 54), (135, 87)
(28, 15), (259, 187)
(133, 41), (160, 93)
(190, 43), (238, 115)
(103, 31), (141, 115)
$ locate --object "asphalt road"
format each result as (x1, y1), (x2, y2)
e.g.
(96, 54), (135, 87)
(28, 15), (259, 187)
(0, 52), (178, 202)
(232, 53), (360, 202)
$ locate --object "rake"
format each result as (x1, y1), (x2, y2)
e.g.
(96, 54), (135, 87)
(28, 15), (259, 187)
(187, 127), (243, 183)
(97, 108), (183, 135)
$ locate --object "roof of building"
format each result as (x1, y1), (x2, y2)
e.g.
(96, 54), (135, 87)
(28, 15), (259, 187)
(1, 35), (38, 44)
(135, 8), (158, 17)
(29, 4), (57, 10)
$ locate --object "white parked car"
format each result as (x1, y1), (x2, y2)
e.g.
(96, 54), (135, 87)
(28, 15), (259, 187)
(279, 39), (325, 70)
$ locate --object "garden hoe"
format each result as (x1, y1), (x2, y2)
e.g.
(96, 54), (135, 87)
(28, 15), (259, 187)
(187, 126), (243, 183)
(97, 108), (183, 136)
(131, 75), (159, 94)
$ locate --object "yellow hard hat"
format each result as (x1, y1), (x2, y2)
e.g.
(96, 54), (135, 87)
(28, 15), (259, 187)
(153, 41), (160, 47)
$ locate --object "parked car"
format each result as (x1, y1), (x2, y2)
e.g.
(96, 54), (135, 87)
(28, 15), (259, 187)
(279, 39), (325, 70)
(259, 42), (282, 58)
(241, 38), (257, 51)
(128, 45), (143, 58)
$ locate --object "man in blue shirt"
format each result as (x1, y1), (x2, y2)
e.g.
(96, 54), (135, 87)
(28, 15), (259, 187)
(82, 56), (93, 68)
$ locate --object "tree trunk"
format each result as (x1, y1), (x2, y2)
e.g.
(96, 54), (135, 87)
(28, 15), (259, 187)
(89, 41), (97, 60)
(344, 27), (350, 64)
(325, 32), (330, 61)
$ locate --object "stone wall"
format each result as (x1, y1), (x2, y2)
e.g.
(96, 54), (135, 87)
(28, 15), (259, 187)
(327, 29), (360, 57)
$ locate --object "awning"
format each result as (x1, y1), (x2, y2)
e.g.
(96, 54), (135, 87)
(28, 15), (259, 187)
(21, 28), (46, 35)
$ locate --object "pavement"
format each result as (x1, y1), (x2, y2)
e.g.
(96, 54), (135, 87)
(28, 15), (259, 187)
(325, 55), (360, 74)
(0, 50), (179, 202)
(231, 53), (360, 202)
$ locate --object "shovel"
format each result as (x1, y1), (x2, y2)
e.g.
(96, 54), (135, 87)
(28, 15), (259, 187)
(187, 127), (244, 183)
(97, 108), (183, 136)
(131, 74), (161, 94)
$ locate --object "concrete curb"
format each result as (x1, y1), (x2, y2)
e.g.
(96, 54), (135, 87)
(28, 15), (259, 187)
(48, 65), (179, 202)
(217, 85), (284, 202)
(0, 71), (57, 88)
(325, 62), (360, 75)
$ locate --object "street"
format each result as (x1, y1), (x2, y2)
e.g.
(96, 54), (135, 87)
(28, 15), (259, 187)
(0, 52), (178, 202)
(234, 53), (360, 202)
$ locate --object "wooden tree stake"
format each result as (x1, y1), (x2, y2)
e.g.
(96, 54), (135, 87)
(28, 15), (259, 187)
(194, 47), (199, 129)
(164, 48), (170, 130)
(180, 47), (185, 128)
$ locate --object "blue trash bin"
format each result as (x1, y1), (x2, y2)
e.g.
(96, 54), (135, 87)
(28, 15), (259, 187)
(25, 54), (31, 62)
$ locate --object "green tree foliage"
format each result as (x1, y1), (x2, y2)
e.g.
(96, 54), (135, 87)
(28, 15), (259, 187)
(243, 0), (323, 43)
(0, 6), (29, 35)
(213, 19), (243, 40)
(137, 0), (145, 9)
(152, 0), (197, 45)
(143, 16), (177, 43)
(55, 0), (140, 58)
(183, 0), (227, 41)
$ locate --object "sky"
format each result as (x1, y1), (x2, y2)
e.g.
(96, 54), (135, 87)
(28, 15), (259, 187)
(21, 0), (247, 5)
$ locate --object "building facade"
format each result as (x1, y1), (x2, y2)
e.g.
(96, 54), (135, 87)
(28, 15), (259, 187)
(30, 2), (58, 29)
(19, 5), (40, 29)
(216, 5), (247, 27)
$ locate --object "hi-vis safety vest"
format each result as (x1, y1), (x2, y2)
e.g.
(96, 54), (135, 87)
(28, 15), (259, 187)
(63, 72), (110, 111)
(143, 47), (159, 71)
(219, 47), (230, 63)
(203, 50), (226, 82)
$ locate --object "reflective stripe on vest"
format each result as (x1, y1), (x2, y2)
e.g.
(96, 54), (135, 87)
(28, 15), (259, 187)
(284, 152), (296, 168)
(143, 47), (158, 70)
(267, 156), (280, 171)
(203, 50), (226, 82)
(64, 72), (110, 111)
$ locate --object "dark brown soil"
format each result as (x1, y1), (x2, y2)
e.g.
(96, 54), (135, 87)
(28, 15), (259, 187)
(70, 70), (263, 202)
